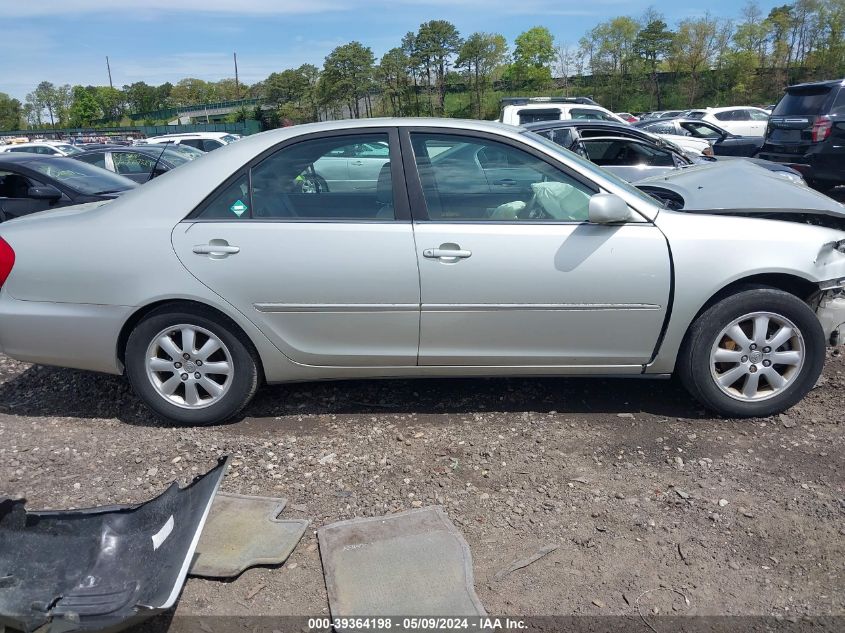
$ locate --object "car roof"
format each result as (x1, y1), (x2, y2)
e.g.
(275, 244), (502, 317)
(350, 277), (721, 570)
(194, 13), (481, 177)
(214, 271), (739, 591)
(0, 154), (81, 167)
(0, 153), (49, 163)
(522, 120), (636, 132)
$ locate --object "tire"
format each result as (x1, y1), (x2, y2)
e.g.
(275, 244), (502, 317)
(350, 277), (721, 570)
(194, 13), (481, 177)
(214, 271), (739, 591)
(678, 288), (825, 418)
(297, 174), (328, 194)
(125, 305), (260, 426)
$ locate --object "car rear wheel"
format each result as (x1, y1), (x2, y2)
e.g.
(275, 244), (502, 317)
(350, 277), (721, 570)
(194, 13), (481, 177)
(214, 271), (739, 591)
(125, 306), (260, 426)
(678, 288), (825, 418)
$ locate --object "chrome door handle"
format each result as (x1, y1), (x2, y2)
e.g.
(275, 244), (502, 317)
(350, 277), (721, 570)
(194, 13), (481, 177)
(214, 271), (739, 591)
(423, 248), (472, 259)
(193, 240), (240, 258)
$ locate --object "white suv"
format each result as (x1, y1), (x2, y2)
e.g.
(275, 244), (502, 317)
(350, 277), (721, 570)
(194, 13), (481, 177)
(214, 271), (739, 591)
(499, 98), (627, 126)
(686, 107), (770, 137)
(140, 132), (239, 152)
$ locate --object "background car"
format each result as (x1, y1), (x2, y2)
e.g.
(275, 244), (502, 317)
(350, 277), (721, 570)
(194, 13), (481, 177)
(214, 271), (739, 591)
(757, 78), (845, 193)
(0, 118), (842, 427)
(525, 119), (711, 159)
(0, 141), (83, 157)
(634, 117), (764, 157)
(139, 132), (238, 152)
(74, 145), (198, 183)
(615, 112), (639, 122)
(0, 154), (136, 221)
(686, 106), (771, 137)
(524, 120), (693, 181)
(499, 99), (627, 126)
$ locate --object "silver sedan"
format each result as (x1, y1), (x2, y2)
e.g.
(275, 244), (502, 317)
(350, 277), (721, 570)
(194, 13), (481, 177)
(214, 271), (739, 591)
(1, 118), (844, 425)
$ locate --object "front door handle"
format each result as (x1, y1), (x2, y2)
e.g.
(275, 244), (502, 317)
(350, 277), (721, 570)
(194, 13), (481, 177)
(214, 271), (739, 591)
(495, 178), (517, 187)
(193, 239), (240, 259)
(423, 247), (472, 259)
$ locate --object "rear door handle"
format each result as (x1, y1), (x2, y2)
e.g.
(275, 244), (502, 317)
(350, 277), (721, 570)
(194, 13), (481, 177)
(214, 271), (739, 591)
(495, 178), (517, 187)
(423, 248), (472, 259)
(193, 240), (240, 258)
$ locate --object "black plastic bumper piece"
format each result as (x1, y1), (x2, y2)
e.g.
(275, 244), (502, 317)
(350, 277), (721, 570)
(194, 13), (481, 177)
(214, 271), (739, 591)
(0, 457), (229, 632)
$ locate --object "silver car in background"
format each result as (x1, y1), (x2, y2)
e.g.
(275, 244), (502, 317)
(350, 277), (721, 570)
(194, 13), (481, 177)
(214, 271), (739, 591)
(0, 118), (843, 425)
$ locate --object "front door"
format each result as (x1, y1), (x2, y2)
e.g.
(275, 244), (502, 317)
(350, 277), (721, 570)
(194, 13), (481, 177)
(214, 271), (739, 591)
(405, 131), (671, 368)
(171, 130), (421, 367)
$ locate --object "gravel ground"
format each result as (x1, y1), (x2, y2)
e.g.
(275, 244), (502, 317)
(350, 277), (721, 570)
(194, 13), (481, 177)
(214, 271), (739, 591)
(1, 350), (843, 630)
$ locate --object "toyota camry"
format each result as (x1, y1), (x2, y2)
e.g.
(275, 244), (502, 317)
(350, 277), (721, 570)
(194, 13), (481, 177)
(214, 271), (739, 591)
(0, 118), (843, 425)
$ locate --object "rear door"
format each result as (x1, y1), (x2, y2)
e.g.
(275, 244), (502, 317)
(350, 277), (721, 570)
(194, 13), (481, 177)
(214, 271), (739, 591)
(171, 128), (421, 367)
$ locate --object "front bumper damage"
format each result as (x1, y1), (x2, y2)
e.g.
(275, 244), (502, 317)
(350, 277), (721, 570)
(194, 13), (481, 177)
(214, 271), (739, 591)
(0, 457), (229, 633)
(816, 288), (845, 345)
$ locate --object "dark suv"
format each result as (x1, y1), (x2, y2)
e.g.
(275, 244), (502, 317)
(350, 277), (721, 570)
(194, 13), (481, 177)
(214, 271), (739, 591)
(758, 79), (845, 192)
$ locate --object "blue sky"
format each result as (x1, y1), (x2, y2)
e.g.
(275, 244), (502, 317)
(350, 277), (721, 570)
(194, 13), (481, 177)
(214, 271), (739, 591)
(2, 0), (782, 101)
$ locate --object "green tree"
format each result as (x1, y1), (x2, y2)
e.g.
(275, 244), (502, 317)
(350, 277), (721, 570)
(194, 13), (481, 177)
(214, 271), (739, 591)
(170, 78), (214, 106)
(506, 26), (556, 90)
(123, 81), (159, 114)
(635, 15), (675, 109)
(415, 20), (462, 115)
(95, 86), (125, 122)
(30, 81), (58, 127)
(0, 93), (22, 130)
(321, 41), (375, 118)
(456, 32), (508, 118)
(376, 48), (411, 116)
(213, 78), (241, 100)
(669, 14), (721, 105)
(69, 85), (101, 126)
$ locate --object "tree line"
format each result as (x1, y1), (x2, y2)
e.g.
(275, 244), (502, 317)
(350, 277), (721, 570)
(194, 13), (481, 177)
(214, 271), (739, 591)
(1, 0), (844, 132)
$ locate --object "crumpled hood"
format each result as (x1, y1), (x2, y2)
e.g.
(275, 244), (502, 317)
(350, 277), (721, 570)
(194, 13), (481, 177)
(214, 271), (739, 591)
(635, 160), (845, 217)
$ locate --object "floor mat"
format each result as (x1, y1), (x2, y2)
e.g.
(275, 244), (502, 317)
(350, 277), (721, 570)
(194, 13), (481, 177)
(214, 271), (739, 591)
(318, 506), (486, 622)
(190, 492), (308, 579)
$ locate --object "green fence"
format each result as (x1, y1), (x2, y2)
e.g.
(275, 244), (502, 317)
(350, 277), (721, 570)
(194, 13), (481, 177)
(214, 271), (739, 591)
(1, 120), (262, 140)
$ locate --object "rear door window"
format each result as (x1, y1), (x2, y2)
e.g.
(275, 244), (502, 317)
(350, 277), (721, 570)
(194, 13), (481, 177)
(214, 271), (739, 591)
(773, 87), (834, 115)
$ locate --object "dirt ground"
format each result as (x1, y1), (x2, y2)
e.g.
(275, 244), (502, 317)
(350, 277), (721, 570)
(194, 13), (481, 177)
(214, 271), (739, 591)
(1, 349), (843, 630)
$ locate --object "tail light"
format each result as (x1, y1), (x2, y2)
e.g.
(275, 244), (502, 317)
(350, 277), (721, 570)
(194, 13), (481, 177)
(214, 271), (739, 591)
(812, 115), (832, 142)
(0, 237), (15, 289)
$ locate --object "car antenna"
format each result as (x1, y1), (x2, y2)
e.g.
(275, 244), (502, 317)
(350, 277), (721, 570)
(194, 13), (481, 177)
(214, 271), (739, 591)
(148, 140), (172, 181)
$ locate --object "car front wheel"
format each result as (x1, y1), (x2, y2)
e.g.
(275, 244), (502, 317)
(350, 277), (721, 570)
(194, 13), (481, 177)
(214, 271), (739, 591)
(125, 306), (260, 425)
(678, 288), (825, 418)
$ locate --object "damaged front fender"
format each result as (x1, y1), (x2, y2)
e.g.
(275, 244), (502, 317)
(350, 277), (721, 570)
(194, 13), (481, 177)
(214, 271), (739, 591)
(0, 457), (228, 633)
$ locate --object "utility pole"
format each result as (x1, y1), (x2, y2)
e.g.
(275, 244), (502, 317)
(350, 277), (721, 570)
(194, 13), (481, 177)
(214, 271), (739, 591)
(233, 52), (240, 99)
(106, 56), (114, 89)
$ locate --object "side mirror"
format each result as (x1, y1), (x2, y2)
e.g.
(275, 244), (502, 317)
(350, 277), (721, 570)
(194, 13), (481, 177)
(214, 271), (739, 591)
(27, 185), (62, 201)
(589, 193), (632, 224)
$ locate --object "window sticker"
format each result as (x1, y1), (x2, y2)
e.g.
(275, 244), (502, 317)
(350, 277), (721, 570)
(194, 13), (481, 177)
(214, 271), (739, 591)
(230, 199), (248, 217)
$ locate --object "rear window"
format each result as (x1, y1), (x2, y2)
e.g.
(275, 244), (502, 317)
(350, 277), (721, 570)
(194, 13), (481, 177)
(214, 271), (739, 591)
(773, 86), (835, 116)
(518, 108), (562, 124)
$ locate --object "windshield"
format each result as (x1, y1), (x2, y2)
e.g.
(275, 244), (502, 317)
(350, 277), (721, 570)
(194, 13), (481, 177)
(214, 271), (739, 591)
(159, 149), (191, 166)
(521, 130), (663, 208)
(773, 86), (834, 115)
(28, 158), (137, 195)
(221, 134), (238, 143)
(151, 143), (203, 158)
